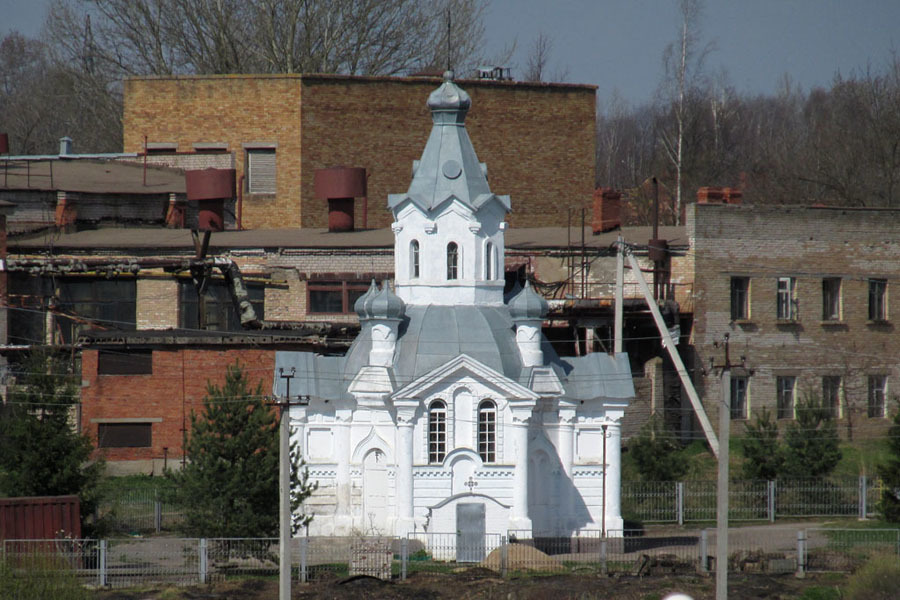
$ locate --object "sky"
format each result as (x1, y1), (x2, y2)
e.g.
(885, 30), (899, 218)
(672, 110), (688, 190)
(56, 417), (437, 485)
(2, 0), (899, 107)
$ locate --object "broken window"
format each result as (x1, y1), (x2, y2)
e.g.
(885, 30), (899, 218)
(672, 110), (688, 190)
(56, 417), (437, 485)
(56, 278), (137, 344)
(98, 350), (153, 375)
(307, 279), (370, 314)
(868, 278), (888, 321)
(730, 376), (748, 419)
(868, 375), (887, 418)
(776, 277), (797, 321)
(98, 423), (152, 448)
(822, 376), (842, 418)
(730, 277), (750, 321)
(179, 279), (264, 330)
(776, 376), (796, 419)
(822, 278), (841, 320)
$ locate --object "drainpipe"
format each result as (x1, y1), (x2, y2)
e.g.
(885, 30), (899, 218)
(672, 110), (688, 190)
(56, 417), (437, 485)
(237, 174), (245, 230)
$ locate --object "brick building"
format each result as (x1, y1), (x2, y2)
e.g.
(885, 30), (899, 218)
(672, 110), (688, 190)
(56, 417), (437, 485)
(688, 201), (900, 438)
(79, 331), (338, 475)
(123, 74), (597, 230)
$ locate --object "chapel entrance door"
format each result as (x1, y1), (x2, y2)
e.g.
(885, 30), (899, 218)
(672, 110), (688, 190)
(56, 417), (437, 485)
(456, 502), (486, 562)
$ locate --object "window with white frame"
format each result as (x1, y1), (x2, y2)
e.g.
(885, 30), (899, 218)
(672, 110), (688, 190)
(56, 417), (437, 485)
(477, 400), (497, 462)
(776, 277), (797, 320)
(731, 277), (750, 321)
(822, 277), (841, 320)
(247, 148), (276, 194)
(428, 400), (447, 463)
(730, 376), (748, 419)
(410, 240), (420, 279)
(447, 242), (459, 280)
(776, 376), (796, 419)
(822, 376), (842, 418)
(869, 278), (888, 321)
(868, 375), (888, 418)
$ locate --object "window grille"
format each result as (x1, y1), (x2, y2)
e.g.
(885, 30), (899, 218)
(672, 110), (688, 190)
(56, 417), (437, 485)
(247, 148), (276, 194)
(447, 242), (459, 280)
(428, 401), (446, 463)
(410, 240), (420, 279)
(776, 277), (797, 320)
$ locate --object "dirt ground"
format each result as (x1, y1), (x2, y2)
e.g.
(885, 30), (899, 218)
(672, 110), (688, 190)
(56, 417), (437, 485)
(96, 569), (847, 600)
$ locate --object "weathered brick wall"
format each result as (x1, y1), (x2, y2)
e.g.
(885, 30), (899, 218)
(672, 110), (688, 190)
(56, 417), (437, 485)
(136, 279), (179, 329)
(82, 348), (275, 472)
(689, 203), (900, 437)
(124, 75), (303, 230)
(123, 74), (595, 230)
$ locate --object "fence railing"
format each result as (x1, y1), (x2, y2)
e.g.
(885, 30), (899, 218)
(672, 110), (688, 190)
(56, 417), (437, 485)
(622, 476), (882, 524)
(97, 488), (182, 534)
(4, 527), (898, 588)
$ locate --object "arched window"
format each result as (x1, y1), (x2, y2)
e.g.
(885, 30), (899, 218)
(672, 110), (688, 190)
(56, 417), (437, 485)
(446, 242), (459, 280)
(477, 400), (497, 462)
(410, 240), (420, 279)
(485, 242), (494, 280)
(428, 400), (447, 463)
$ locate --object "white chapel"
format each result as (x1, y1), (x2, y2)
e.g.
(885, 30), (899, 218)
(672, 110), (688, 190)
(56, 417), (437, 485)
(274, 73), (634, 540)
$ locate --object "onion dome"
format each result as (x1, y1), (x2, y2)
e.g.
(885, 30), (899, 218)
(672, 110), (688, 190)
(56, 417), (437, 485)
(360, 281), (406, 321)
(508, 280), (548, 320)
(427, 71), (471, 124)
(354, 279), (379, 319)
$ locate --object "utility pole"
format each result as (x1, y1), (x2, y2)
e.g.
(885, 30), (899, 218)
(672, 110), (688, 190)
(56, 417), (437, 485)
(715, 335), (731, 600)
(274, 367), (309, 600)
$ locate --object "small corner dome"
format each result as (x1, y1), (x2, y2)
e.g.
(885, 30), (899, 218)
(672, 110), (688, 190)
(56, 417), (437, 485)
(427, 71), (471, 113)
(508, 280), (548, 320)
(364, 281), (406, 320)
(354, 279), (379, 319)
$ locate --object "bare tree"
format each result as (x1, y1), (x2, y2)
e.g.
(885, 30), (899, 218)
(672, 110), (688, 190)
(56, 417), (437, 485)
(657, 0), (713, 224)
(46, 0), (488, 77)
(523, 32), (552, 82)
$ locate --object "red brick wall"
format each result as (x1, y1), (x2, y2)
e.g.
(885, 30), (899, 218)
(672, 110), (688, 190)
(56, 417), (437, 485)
(82, 348), (275, 466)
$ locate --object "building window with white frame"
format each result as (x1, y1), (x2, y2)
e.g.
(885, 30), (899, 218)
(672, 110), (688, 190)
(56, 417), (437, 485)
(447, 242), (459, 280)
(822, 376), (842, 418)
(822, 277), (841, 320)
(731, 277), (750, 321)
(477, 400), (497, 462)
(485, 242), (494, 280)
(247, 148), (276, 194)
(869, 278), (888, 321)
(776, 276), (797, 321)
(410, 240), (420, 279)
(868, 375), (888, 418)
(428, 400), (447, 463)
(730, 376), (748, 419)
(776, 375), (796, 419)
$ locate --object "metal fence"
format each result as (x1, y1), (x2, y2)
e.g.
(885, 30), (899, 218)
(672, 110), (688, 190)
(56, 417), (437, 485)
(4, 527), (897, 588)
(622, 477), (882, 524)
(97, 488), (183, 534)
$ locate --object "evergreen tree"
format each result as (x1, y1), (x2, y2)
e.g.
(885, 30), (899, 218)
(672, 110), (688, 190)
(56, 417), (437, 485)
(0, 351), (103, 525)
(741, 409), (784, 480)
(879, 410), (900, 522)
(169, 362), (315, 537)
(781, 395), (842, 479)
(628, 415), (689, 481)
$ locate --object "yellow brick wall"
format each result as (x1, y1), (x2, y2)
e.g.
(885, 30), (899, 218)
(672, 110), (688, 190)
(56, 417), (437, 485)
(136, 278), (179, 329)
(124, 74), (596, 230)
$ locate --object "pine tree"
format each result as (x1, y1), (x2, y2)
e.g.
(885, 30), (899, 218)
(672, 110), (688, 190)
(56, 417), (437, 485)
(781, 395), (842, 479)
(741, 409), (784, 480)
(169, 362), (315, 537)
(628, 415), (689, 481)
(879, 410), (900, 522)
(0, 351), (103, 527)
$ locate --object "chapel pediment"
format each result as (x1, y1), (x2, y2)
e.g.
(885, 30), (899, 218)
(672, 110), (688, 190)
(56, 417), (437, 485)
(391, 353), (538, 403)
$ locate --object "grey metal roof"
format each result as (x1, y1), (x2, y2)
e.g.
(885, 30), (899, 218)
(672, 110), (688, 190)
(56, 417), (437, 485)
(387, 75), (510, 215)
(0, 159), (185, 194)
(274, 304), (634, 403)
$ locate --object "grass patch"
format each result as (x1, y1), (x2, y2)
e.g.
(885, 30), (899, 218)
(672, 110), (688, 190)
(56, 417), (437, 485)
(0, 555), (92, 600)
